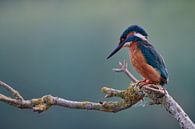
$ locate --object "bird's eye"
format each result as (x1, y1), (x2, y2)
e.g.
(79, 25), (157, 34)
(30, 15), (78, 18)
(119, 38), (125, 45)
(120, 38), (125, 43)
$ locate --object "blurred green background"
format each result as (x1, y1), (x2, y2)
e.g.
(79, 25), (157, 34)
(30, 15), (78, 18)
(0, 0), (194, 129)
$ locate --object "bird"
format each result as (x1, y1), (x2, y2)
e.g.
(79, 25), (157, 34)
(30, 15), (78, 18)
(107, 25), (168, 86)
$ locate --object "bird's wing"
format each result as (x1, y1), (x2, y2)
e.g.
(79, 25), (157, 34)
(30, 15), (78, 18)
(138, 41), (168, 81)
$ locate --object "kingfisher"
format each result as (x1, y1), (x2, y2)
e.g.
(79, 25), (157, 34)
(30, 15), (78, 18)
(107, 25), (168, 86)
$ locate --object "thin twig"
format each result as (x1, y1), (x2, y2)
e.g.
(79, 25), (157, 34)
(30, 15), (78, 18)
(0, 81), (23, 100)
(112, 60), (138, 82)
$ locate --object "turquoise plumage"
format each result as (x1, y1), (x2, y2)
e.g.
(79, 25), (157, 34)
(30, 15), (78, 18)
(137, 41), (168, 85)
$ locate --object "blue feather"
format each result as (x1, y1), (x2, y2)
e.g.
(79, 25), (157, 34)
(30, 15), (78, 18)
(137, 41), (169, 85)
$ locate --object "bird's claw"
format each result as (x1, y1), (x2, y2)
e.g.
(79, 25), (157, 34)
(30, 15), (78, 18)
(136, 79), (150, 88)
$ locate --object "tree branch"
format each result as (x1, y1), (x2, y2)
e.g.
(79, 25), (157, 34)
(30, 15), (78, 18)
(0, 81), (23, 100)
(0, 81), (144, 113)
(0, 61), (194, 129)
(163, 91), (195, 129)
(112, 60), (138, 82)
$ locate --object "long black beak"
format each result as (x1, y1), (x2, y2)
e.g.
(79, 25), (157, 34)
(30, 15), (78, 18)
(107, 42), (125, 59)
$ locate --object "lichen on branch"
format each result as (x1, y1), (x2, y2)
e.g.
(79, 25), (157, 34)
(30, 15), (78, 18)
(0, 80), (162, 113)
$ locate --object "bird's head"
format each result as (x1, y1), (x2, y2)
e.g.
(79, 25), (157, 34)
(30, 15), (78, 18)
(107, 25), (148, 59)
(119, 25), (148, 45)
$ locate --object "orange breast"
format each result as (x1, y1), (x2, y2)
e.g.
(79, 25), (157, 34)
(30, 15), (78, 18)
(129, 42), (161, 83)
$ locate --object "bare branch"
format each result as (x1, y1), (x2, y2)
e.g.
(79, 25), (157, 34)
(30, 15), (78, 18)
(0, 60), (194, 129)
(0, 82), (143, 113)
(113, 60), (138, 82)
(0, 81), (23, 100)
(163, 92), (195, 129)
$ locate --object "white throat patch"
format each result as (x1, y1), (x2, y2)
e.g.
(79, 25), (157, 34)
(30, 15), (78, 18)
(123, 42), (131, 47)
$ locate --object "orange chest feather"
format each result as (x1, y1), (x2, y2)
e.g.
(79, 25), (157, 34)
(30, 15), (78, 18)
(129, 42), (146, 66)
(129, 42), (161, 82)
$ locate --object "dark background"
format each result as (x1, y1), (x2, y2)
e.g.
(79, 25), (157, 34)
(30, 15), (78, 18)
(0, 0), (194, 129)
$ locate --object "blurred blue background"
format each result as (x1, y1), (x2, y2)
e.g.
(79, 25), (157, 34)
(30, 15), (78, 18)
(0, 0), (194, 129)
